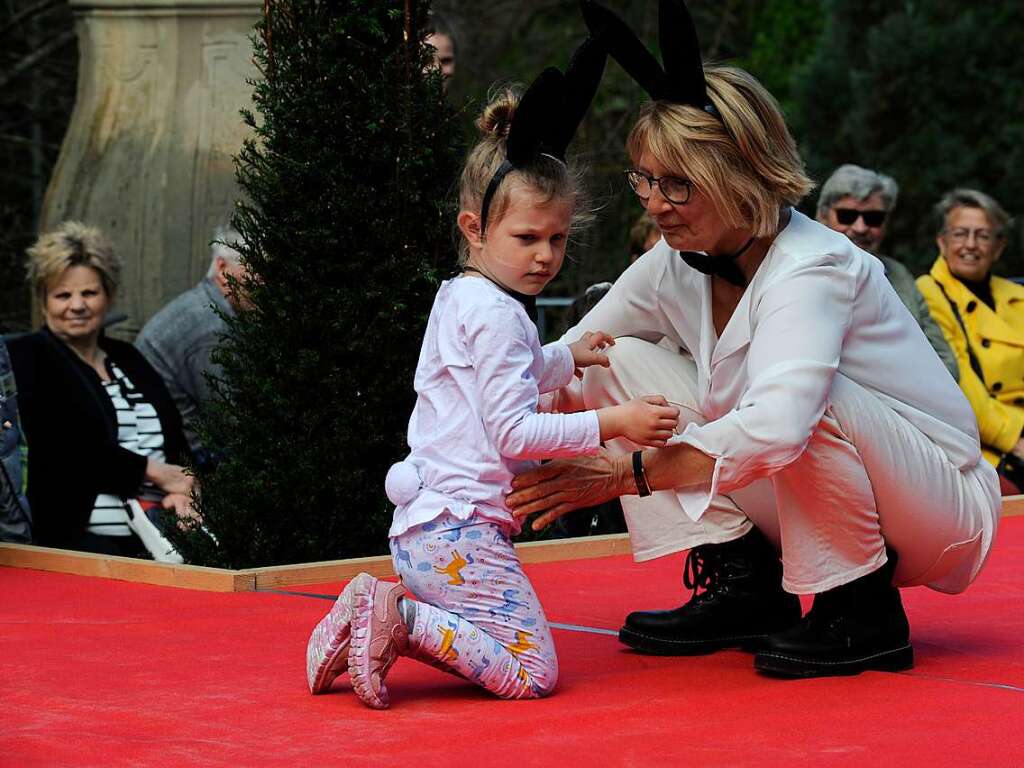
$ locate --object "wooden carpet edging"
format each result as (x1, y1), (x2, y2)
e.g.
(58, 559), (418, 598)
(0, 542), (255, 592)
(1003, 494), (1024, 516)
(0, 532), (632, 593)
(4, 497), (1020, 593)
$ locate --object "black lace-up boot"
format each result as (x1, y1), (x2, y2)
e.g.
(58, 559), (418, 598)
(618, 527), (801, 655)
(754, 550), (912, 677)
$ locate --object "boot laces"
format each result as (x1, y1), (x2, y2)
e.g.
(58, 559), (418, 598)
(683, 546), (719, 596)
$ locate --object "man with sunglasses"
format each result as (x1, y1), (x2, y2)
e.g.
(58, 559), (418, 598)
(817, 164), (958, 379)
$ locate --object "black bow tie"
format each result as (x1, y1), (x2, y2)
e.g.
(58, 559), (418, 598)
(678, 237), (755, 288)
(508, 290), (538, 322)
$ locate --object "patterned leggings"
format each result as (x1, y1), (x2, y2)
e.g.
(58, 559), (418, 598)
(389, 511), (558, 699)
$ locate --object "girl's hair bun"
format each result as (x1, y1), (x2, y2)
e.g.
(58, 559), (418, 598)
(476, 87), (519, 140)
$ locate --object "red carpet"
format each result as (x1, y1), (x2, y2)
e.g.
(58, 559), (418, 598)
(2, 518), (1022, 767)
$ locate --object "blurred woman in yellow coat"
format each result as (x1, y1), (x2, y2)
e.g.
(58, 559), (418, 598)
(917, 189), (1024, 483)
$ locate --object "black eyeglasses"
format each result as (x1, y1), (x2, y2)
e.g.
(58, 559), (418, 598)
(624, 169), (692, 205)
(835, 208), (887, 227)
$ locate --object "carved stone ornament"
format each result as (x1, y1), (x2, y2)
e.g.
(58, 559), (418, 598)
(40, 0), (261, 336)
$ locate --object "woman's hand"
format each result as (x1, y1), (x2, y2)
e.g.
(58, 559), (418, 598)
(567, 331), (615, 377)
(599, 395), (680, 447)
(161, 492), (193, 519)
(507, 448), (632, 531)
(146, 459), (194, 496)
(161, 493), (203, 530)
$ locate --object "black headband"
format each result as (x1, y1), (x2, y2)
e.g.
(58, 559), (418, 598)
(580, 0), (718, 117)
(479, 38), (607, 234)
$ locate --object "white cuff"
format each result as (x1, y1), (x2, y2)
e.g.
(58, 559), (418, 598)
(668, 425), (726, 522)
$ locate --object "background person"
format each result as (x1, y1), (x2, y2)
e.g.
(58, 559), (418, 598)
(916, 189), (1024, 489)
(629, 211), (661, 263)
(816, 164), (958, 379)
(426, 13), (456, 91)
(0, 338), (31, 542)
(566, 281), (613, 330)
(135, 226), (247, 463)
(8, 222), (193, 556)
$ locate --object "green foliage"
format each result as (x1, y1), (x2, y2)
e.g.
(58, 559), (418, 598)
(740, 0), (824, 112)
(168, 0), (462, 568)
(791, 0), (1024, 275)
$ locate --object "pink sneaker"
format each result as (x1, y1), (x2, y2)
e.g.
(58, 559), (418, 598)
(348, 576), (409, 709)
(305, 573), (373, 694)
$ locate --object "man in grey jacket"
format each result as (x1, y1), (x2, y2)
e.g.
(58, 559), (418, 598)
(817, 164), (959, 380)
(1, 338), (31, 542)
(135, 227), (247, 463)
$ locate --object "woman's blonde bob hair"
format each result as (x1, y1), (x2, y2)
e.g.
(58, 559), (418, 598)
(626, 64), (814, 238)
(26, 221), (120, 301)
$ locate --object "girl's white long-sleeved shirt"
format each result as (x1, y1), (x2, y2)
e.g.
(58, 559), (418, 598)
(560, 210), (988, 522)
(388, 276), (601, 537)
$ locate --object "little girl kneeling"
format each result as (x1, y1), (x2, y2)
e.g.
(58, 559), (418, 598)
(306, 73), (678, 709)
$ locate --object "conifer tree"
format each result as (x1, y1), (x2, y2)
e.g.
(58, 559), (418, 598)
(170, 0), (462, 567)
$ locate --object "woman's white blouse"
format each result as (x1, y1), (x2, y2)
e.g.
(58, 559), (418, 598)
(562, 210), (982, 521)
(388, 276), (601, 537)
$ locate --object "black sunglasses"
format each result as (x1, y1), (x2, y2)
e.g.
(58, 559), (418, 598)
(835, 208), (887, 227)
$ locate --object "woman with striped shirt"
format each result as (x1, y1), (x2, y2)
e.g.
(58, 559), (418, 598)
(8, 222), (193, 557)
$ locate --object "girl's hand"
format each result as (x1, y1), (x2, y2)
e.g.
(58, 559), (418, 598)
(568, 331), (615, 377)
(599, 395), (680, 447)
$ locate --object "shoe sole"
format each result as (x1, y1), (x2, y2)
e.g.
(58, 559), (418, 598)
(618, 626), (775, 656)
(306, 574), (371, 694)
(753, 644), (914, 678)
(348, 576), (394, 710)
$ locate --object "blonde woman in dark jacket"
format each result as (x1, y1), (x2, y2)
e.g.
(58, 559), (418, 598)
(8, 222), (193, 556)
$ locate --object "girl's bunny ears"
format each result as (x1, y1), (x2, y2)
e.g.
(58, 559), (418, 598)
(479, 37), (607, 233)
(580, 0), (718, 118)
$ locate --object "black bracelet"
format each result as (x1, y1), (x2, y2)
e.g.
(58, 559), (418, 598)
(632, 450), (652, 497)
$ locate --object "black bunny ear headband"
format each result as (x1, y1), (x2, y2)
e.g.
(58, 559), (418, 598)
(479, 38), (606, 234)
(580, 0), (718, 118)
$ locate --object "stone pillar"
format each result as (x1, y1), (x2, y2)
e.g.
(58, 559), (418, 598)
(39, 0), (261, 337)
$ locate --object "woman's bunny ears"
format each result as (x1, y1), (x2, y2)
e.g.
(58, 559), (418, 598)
(479, 38), (607, 233)
(580, 0), (718, 117)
